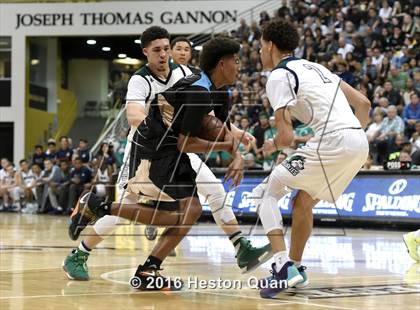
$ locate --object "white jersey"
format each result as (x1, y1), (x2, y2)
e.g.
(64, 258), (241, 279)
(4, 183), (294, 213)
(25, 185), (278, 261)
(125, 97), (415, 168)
(0, 168), (6, 182)
(21, 170), (36, 187)
(266, 57), (361, 137)
(118, 63), (193, 188)
(97, 168), (110, 183)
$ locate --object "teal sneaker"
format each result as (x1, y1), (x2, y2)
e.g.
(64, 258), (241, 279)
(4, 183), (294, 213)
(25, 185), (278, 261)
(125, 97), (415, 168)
(293, 265), (309, 288)
(235, 238), (273, 274)
(259, 262), (303, 298)
(62, 249), (90, 280)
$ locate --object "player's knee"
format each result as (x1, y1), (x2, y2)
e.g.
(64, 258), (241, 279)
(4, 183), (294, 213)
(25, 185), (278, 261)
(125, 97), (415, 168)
(292, 192), (316, 212)
(207, 184), (226, 208)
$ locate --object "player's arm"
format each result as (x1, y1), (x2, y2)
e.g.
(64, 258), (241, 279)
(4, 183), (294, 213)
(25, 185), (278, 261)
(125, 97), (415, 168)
(263, 70), (296, 153)
(210, 97), (245, 187)
(271, 108), (294, 148)
(177, 87), (235, 154)
(126, 103), (146, 127)
(125, 75), (149, 127)
(230, 123), (255, 146)
(15, 171), (23, 188)
(178, 134), (235, 154)
(340, 80), (371, 129)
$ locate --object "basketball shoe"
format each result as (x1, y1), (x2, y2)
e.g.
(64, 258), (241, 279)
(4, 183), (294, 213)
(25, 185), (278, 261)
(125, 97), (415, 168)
(62, 249), (89, 280)
(130, 264), (183, 291)
(293, 265), (309, 288)
(236, 238), (272, 273)
(259, 262), (303, 299)
(403, 232), (420, 262)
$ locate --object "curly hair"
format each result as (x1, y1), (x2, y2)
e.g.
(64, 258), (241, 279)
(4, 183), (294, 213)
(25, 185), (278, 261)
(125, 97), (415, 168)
(199, 36), (240, 73)
(141, 26), (170, 48)
(262, 19), (299, 52)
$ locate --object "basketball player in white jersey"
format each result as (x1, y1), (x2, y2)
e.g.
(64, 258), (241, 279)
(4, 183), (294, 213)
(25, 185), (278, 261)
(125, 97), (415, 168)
(254, 20), (371, 298)
(63, 26), (270, 281)
(15, 159), (38, 211)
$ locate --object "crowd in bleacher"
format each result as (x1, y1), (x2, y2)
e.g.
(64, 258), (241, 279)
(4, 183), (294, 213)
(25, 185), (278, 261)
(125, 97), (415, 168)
(0, 136), (127, 213)
(200, 0), (420, 169)
(1, 0), (419, 212)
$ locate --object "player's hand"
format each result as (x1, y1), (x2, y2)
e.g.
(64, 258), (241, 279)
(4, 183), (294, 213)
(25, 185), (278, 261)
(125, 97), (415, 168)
(225, 154), (244, 189)
(263, 139), (276, 154)
(237, 130), (255, 147)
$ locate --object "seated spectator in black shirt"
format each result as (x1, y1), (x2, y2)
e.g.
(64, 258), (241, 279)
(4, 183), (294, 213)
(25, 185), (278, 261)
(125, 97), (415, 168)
(383, 81), (403, 108)
(32, 144), (46, 170)
(67, 157), (92, 213)
(76, 138), (91, 164)
(244, 95), (261, 124)
(57, 136), (73, 162)
(49, 160), (72, 214)
(390, 26), (405, 47)
(252, 112), (270, 161)
(44, 140), (57, 163)
(337, 60), (355, 86)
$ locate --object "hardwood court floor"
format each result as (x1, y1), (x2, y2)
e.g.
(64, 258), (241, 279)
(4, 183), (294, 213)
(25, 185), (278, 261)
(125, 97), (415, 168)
(0, 213), (419, 310)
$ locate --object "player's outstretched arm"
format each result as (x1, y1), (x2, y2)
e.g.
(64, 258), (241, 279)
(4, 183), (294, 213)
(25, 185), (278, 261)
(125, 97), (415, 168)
(177, 134), (233, 154)
(230, 123), (255, 146)
(126, 102), (147, 127)
(340, 81), (371, 129)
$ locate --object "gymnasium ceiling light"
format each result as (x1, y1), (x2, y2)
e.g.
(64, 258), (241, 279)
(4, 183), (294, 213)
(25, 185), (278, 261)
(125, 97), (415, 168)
(86, 39), (96, 45)
(102, 47), (111, 51)
(113, 57), (141, 66)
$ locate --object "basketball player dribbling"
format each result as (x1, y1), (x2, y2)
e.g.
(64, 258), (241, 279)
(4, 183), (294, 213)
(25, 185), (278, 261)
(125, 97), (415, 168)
(63, 27), (271, 283)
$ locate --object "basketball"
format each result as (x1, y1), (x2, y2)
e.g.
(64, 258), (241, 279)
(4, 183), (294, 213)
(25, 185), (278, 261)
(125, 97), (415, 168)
(199, 115), (226, 141)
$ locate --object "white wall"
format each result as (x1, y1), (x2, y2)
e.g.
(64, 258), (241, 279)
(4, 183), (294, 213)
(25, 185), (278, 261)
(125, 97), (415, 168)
(68, 59), (109, 117)
(46, 38), (58, 113)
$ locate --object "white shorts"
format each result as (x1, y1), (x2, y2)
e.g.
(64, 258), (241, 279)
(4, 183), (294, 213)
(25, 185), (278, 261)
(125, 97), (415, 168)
(273, 128), (368, 202)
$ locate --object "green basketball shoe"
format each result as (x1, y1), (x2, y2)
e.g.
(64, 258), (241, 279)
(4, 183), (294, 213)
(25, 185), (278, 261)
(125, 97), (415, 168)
(62, 249), (90, 280)
(235, 238), (272, 274)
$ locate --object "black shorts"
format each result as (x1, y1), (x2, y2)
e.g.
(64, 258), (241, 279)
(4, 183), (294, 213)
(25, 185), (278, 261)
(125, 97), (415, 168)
(127, 151), (197, 203)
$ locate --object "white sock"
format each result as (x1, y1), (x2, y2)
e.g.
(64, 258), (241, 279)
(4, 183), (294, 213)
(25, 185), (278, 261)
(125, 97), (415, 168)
(290, 259), (301, 268)
(78, 241), (91, 254)
(273, 251), (288, 272)
(229, 231), (243, 255)
(414, 229), (420, 239)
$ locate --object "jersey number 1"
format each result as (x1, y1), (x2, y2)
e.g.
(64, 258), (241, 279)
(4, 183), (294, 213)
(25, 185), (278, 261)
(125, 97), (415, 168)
(303, 64), (332, 83)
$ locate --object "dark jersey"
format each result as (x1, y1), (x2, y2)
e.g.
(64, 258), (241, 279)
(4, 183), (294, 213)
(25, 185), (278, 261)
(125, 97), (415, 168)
(32, 153), (46, 169)
(132, 72), (230, 161)
(78, 149), (91, 163)
(57, 148), (73, 162)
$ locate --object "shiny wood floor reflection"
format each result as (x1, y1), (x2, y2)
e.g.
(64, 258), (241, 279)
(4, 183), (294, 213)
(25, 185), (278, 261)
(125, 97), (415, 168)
(0, 213), (419, 310)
